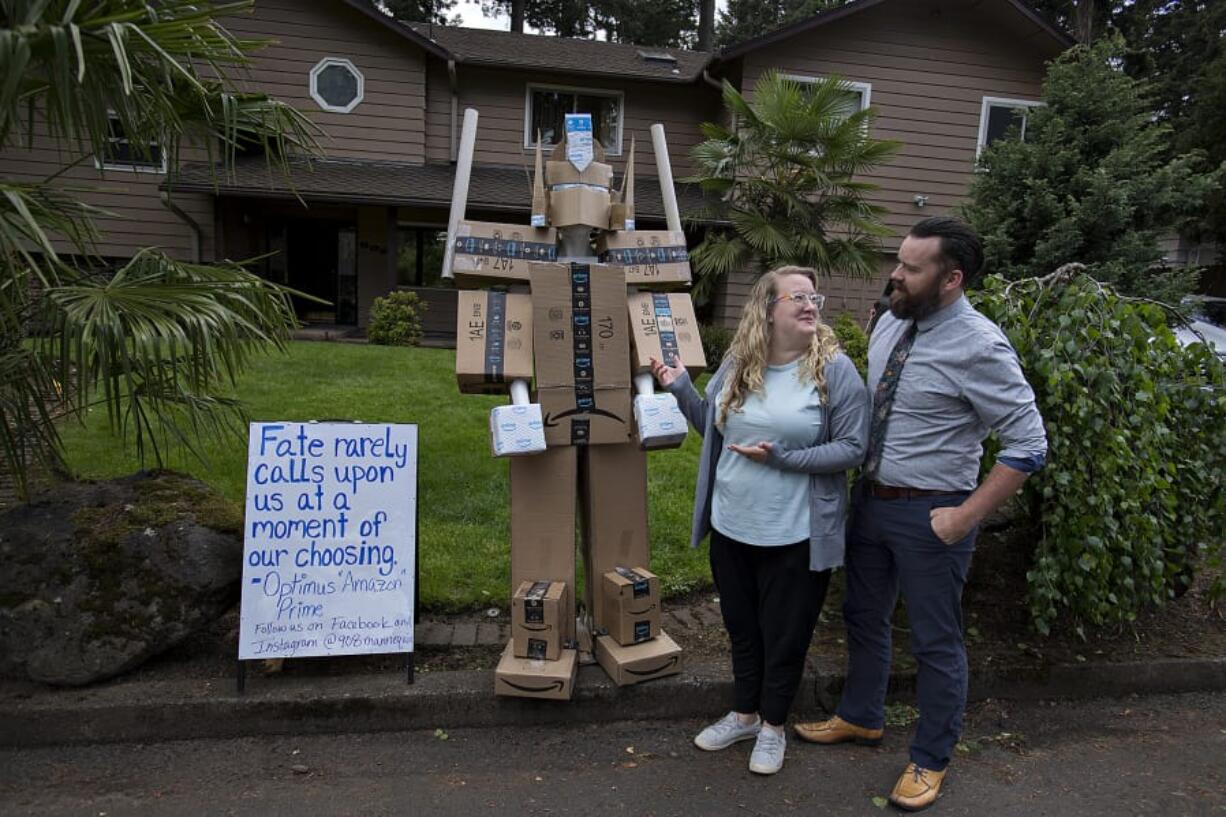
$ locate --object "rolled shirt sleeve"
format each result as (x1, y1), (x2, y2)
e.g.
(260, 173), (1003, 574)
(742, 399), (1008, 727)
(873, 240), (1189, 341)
(961, 338), (1048, 469)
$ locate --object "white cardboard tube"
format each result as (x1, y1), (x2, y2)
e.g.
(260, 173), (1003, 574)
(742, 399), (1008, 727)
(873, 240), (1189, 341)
(442, 108), (480, 279)
(650, 123), (683, 234)
(634, 372), (655, 397)
(509, 379), (530, 406)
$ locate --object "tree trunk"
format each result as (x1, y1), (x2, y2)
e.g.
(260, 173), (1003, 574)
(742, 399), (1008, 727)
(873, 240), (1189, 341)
(511, 0), (525, 32)
(698, 0), (715, 50)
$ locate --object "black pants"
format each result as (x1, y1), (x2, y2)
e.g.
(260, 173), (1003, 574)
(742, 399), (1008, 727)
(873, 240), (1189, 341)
(710, 528), (832, 726)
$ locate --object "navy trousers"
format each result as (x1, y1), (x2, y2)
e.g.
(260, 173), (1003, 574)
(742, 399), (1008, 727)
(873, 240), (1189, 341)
(836, 487), (976, 772)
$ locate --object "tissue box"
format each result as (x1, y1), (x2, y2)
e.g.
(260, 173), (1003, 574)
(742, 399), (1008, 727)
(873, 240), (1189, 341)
(490, 404), (547, 457)
(634, 393), (687, 450)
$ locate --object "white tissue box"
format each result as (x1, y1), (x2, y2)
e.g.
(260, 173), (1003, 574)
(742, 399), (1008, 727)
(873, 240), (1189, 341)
(634, 393), (687, 450)
(490, 404), (547, 457)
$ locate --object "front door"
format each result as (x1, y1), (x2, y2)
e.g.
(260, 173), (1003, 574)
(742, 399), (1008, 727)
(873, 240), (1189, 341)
(274, 219), (358, 325)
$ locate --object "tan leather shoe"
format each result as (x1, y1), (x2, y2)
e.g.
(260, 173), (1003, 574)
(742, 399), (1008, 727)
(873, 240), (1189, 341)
(792, 715), (884, 745)
(888, 763), (947, 812)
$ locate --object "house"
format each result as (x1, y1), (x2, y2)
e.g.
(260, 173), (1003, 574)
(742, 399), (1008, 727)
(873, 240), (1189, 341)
(0, 0), (1070, 339)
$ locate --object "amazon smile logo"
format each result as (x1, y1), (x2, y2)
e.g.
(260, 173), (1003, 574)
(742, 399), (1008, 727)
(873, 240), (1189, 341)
(501, 679), (565, 694)
(625, 656), (679, 676)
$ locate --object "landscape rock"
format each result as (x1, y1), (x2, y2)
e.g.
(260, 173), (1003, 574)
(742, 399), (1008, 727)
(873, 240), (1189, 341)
(0, 471), (242, 686)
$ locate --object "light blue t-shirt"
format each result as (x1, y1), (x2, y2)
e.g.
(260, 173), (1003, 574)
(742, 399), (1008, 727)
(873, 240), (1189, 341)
(711, 359), (824, 546)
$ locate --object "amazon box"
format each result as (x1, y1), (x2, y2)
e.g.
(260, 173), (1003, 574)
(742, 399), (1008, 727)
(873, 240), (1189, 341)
(581, 442), (650, 632)
(595, 629), (682, 686)
(495, 641), (578, 700)
(626, 291), (706, 380)
(456, 290), (534, 394)
(511, 445), (577, 646)
(450, 220), (557, 287)
(601, 566), (661, 646)
(531, 262), (631, 446)
(546, 160), (613, 229)
(597, 230), (691, 289)
(512, 580), (565, 660)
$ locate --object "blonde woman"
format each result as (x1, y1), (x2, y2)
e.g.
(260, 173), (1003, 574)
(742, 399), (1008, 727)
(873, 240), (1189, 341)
(651, 266), (869, 775)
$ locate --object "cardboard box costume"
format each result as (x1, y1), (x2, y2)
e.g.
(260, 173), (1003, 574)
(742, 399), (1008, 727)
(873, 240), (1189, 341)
(445, 111), (704, 698)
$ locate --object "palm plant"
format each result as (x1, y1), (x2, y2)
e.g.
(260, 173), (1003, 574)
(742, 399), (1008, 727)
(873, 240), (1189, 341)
(686, 71), (901, 300)
(1, 0), (322, 498)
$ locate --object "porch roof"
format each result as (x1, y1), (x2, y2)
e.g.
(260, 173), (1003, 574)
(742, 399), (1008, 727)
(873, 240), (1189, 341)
(165, 157), (712, 223)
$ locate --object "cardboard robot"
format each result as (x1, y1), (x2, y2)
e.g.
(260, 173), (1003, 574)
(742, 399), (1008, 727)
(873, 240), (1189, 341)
(444, 110), (706, 699)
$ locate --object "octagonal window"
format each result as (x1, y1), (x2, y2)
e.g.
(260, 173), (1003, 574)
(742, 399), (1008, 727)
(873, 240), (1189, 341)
(310, 58), (364, 114)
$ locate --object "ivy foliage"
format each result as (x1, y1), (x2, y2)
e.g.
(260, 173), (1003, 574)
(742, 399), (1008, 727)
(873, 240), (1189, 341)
(972, 267), (1226, 636)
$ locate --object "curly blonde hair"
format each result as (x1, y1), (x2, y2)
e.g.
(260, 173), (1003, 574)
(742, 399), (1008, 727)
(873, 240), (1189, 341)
(717, 266), (841, 428)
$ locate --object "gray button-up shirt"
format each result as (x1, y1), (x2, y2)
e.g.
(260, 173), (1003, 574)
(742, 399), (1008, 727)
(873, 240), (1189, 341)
(869, 294), (1047, 492)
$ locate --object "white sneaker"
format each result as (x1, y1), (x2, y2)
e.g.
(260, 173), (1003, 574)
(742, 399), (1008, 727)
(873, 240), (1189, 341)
(694, 711), (761, 751)
(748, 726), (786, 774)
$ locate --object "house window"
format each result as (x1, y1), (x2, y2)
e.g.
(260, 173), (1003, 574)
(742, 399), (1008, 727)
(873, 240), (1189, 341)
(977, 97), (1042, 153)
(310, 58), (364, 113)
(97, 113), (165, 173)
(524, 84), (623, 155)
(396, 226), (448, 287)
(781, 75), (872, 119)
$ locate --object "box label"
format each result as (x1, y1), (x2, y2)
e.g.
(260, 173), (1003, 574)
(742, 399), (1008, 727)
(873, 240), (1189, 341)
(651, 294), (681, 368)
(633, 620), (651, 642)
(565, 113), (593, 172)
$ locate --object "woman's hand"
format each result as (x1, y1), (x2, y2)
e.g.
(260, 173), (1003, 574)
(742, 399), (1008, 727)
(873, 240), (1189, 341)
(728, 441), (773, 463)
(650, 356), (685, 388)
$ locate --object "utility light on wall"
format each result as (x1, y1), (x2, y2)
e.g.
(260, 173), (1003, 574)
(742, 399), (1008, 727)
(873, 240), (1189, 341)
(913, 194), (929, 208)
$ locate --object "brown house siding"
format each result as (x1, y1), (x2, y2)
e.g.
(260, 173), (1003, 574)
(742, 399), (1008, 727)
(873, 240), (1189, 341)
(224, 0), (428, 164)
(424, 62), (717, 176)
(721, 0), (1064, 324)
(741, 0), (1057, 242)
(0, 119), (215, 261)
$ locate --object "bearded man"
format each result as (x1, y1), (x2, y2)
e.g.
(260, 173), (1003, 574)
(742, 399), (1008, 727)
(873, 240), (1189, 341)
(794, 217), (1047, 811)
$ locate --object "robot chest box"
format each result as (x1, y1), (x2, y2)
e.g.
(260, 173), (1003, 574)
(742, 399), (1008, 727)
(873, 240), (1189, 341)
(530, 262), (631, 446)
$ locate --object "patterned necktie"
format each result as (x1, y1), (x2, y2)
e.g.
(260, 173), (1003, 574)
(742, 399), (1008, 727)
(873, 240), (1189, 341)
(865, 322), (918, 477)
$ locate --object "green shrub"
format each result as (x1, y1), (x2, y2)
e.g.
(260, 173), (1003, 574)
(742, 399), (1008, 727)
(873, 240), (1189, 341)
(699, 323), (735, 370)
(367, 290), (426, 346)
(831, 312), (868, 377)
(972, 268), (1226, 636)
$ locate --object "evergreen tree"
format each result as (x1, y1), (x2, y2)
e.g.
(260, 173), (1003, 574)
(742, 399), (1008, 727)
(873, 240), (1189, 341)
(592, 0), (697, 47)
(377, 0), (459, 25)
(1028, 1), (1226, 244)
(481, 0), (595, 37)
(962, 36), (1221, 303)
(482, 0), (697, 44)
(715, 0), (847, 48)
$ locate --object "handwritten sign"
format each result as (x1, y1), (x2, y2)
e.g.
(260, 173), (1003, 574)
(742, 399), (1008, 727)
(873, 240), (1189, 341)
(238, 422), (418, 660)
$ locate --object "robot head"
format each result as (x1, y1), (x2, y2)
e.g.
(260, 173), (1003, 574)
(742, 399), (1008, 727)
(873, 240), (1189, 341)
(533, 113), (634, 232)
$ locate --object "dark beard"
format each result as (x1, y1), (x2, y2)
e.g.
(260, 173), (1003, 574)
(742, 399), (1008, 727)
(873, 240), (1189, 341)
(889, 277), (945, 320)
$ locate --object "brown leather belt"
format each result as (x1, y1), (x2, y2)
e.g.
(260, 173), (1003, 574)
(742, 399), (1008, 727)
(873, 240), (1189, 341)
(866, 482), (965, 500)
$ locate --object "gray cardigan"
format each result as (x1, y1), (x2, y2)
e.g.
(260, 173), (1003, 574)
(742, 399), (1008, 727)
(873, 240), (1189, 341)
(665, 352), (870, 572)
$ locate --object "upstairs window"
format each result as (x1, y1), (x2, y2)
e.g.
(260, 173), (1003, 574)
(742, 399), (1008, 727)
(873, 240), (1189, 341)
(97, 112), (165, 173)
(310, 58), (364, 114)
(782, 74), (872, 120)
(977, 97), (1042, 154)
(525, 84), (623, 155)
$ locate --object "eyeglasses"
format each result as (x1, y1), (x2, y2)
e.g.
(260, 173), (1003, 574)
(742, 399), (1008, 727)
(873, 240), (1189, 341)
(772, 292), (826, 309)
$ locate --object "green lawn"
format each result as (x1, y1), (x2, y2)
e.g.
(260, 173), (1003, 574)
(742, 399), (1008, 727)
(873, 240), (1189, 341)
(58, 341), (712, 611)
